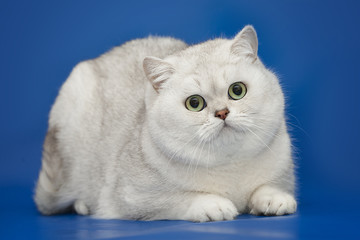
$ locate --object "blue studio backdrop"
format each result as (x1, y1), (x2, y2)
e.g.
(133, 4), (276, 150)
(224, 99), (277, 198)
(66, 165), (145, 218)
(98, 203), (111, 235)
(1, 0), (360, 239)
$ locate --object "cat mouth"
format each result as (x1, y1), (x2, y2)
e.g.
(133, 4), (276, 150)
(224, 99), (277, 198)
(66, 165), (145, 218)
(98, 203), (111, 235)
(223, 122), (230, 129)
(223, 121), (235, 129)
(221, 121), (245, 134)
(218, 121), (232, 133)
(206, 121), (243, 141)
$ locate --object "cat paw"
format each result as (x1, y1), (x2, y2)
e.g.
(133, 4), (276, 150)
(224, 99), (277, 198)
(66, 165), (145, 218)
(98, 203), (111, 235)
(249, 191), (297, 216)
(74, 200), (90, 215)
(183, 194), (238, 222)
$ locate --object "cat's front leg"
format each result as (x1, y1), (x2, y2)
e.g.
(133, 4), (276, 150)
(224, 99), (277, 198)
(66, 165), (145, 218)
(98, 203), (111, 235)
(169, 194), (238, 222)
(248, 185), (297, 216)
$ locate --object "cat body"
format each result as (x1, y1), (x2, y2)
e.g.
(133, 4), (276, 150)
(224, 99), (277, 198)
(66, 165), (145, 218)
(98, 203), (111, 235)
(35, 26), (296, 222)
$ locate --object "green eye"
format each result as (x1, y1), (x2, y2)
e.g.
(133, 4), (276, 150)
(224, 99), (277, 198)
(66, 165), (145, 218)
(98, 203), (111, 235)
(228, 82), (247, 100)
(185, 95), (206, 112)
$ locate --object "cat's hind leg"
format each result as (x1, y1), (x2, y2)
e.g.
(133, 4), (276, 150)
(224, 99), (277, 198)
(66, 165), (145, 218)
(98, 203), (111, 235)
(74, 200), (90, 215)
(34, 127), (73, 215)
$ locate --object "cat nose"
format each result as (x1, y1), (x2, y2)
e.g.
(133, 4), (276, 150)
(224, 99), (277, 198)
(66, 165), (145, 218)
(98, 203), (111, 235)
(215, 108), (229, 120)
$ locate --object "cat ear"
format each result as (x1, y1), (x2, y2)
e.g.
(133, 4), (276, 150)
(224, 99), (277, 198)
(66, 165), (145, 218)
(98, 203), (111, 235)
(231, 25), (258, 62)
(143, 56), (175, 92)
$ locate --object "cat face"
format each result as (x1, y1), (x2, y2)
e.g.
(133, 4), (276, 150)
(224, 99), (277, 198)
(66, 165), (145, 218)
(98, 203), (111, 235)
(144, 26), (285, 167)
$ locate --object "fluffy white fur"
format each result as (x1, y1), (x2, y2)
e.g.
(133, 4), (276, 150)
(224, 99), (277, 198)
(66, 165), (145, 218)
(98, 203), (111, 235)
(34, 26), (296, 222)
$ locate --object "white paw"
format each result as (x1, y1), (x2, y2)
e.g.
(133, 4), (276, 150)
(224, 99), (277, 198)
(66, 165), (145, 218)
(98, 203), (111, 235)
(74, 200), (90, 215)
(183, 194), (238, 222)
(249, 191), (297, 216)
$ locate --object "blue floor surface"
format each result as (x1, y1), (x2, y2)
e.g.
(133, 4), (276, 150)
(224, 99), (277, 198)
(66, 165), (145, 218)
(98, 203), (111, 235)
(1, 185), (359, 240)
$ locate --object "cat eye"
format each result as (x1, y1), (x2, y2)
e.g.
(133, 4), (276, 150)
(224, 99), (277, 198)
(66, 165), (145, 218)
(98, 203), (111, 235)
(228, 82), (247, 100)
(185, 95), (206, 112)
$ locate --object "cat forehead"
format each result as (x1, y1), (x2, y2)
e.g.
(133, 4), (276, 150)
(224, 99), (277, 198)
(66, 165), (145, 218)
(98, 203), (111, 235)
(165, 39), (266, 94)
(177, 64), (240, 94)
(173, 60), (265, 97)
(171, 43), (245, 79)
(169, 38), (232, 65)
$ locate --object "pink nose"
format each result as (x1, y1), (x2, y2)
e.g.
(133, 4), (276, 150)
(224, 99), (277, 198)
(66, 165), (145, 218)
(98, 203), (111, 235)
(215, 108), (229, 120)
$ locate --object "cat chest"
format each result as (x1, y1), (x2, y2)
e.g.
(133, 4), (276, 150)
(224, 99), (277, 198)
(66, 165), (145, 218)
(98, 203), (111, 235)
(184, 166), (267, 208)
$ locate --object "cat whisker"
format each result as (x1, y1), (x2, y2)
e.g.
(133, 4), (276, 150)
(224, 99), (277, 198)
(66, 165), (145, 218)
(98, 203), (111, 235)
(230, 114), (282, 140)
(207, 133), (216, 176)
(165, 127), (204, 170)
(243, 125), (275, 156)
(186, 122), (220, 177)
(244, 122), (281, 139)
(253, 112), (312, 141)
(186, 132), (205, 176)
(200, 121), (224, 141)
(192, 137), (207, 177)
(206, 133), (213, 175)
(285, 119), (312, 141)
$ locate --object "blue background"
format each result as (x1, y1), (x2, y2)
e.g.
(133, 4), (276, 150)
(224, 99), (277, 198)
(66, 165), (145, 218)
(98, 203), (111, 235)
(1, 0), (360, 239)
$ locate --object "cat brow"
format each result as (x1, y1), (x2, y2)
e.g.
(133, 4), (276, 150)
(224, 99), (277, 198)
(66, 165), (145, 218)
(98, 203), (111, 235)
(193, 78), (201, 87)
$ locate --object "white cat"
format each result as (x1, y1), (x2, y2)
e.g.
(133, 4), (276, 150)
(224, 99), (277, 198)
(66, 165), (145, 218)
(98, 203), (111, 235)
(34, 25), (296, 222)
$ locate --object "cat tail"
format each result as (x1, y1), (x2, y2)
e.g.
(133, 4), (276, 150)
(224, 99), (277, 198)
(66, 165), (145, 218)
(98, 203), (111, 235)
(34, 127), (72, 215)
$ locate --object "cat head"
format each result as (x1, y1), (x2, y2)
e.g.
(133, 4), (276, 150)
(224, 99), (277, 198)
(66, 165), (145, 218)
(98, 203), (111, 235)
(143, 25), (285, 167)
